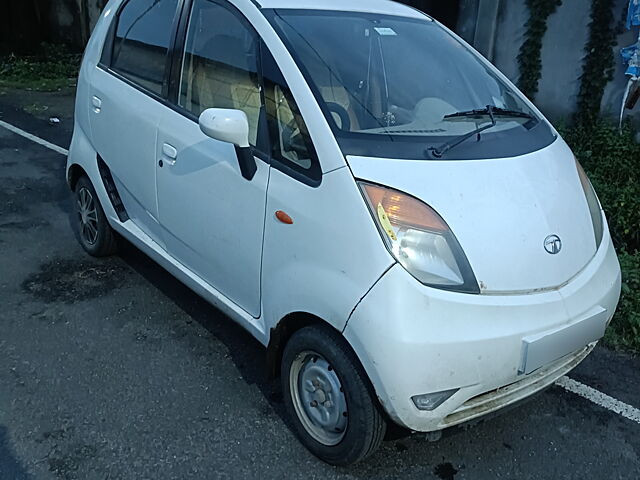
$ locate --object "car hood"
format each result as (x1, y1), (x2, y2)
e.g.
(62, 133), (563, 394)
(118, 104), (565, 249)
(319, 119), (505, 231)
(347, 137), (598, 294)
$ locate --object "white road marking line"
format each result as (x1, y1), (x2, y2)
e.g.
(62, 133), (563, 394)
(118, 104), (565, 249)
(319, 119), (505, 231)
(0, 119), (69, 156)
(556, 376), (640, 424)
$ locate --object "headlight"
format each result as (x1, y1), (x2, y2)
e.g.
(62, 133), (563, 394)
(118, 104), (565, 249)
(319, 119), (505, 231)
(359, 182), (479, 294)
(575, 160), (604, 249)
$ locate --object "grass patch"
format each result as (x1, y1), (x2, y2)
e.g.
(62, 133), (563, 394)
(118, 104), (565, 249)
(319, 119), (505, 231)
(561, 120), (640, 353)
(0, 44), (80, 92)
(23, 103), (50, 115)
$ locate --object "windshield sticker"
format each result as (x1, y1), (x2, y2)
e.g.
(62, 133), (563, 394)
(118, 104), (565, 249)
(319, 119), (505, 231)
(374, 27), (398, 36)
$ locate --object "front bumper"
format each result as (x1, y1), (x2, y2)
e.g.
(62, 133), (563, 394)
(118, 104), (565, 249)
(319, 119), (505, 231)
(343, 232), (621, 432)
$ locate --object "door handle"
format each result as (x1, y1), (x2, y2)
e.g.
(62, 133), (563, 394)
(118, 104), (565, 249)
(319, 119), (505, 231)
(161, 143), (178, 166)
(91, 96), (102, 113)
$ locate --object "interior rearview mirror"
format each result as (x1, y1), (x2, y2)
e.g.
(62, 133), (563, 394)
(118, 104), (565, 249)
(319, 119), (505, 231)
(199, 108), (257, 181)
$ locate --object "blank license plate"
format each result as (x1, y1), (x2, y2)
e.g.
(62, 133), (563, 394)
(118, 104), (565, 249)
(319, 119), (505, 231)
(519, 307), (608, 375)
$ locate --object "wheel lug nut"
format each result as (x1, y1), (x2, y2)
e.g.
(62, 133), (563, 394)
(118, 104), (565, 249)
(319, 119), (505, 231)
(310, 400), (318, 407)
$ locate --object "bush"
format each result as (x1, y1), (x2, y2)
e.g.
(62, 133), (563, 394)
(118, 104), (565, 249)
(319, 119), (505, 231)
(561, 120), (640, 252)
(561, 120), (640, 353)
(606, 251), (640, 352)
(0, 43), (80, 91)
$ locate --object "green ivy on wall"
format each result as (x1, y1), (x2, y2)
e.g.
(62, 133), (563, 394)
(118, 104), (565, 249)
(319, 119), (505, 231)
(574, 0), (617, 126)
(517, 0), (562, 100)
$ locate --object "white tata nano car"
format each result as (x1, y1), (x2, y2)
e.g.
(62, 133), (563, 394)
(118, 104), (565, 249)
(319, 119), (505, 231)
(67, 0), (622, 465)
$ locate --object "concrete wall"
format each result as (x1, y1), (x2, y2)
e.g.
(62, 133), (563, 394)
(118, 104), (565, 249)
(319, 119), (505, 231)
(49, 0), (84, 47)
(491, 0), (528, 83)
(0, 0), (85, 54)
(77, 0), (638, 123)
(457, 0), (481, 44)
(459, 0), (640, 123)
(87, 0), (108, 30)
(6, 0), (638, 123)
(536, 0), (593, 120)
(47, 0), (107, 47)
(602, 0), (640, 118)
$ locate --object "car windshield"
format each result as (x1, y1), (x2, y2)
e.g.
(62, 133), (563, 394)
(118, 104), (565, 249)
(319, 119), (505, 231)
(266, 9), (556, 160)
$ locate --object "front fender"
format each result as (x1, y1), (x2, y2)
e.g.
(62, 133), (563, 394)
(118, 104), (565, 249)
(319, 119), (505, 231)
(262, 261), (390, 334)
(261, 167), (394, 335)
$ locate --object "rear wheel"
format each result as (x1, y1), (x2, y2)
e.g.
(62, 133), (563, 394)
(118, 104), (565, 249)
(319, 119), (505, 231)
(281, 325), (387, 465)
(75, 175), (118, 257)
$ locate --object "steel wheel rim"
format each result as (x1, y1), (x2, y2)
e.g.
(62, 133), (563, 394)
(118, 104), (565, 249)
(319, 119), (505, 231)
(77, 187), (99, 246)
(289, 350), (348, 446)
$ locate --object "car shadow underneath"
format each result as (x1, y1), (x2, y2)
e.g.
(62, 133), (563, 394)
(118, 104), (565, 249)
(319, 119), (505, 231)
(0, 425), (31, 480)
(116, 239), (291, 427)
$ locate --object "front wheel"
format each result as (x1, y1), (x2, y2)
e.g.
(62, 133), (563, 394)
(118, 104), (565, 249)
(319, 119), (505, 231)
(281, 325), (387, 465)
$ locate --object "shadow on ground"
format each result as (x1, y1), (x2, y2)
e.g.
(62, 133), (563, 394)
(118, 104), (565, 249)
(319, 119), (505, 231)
(0, 425), (31, 480)
(117, 239), (290, 424)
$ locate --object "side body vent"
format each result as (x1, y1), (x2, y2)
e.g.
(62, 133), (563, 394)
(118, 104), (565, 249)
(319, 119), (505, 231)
(97, 156), (129, 222)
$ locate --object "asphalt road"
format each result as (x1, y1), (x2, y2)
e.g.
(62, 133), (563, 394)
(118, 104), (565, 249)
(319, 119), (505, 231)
(0, 93), (639, 479)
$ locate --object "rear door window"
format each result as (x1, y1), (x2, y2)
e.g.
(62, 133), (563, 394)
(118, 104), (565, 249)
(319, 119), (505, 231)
(111, 0), (180, 95)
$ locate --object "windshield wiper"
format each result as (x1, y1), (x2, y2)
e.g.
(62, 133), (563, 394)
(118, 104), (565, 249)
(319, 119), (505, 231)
(429, 105), (498, 158)
(444, 106), (535, 121)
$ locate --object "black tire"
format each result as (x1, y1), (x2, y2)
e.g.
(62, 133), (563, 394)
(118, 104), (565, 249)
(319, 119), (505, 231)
(74, 175), (118, 257)
(281, 325), (387, 466)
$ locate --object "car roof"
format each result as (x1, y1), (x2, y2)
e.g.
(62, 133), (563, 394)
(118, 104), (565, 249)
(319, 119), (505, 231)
(253, 0), (429, 20)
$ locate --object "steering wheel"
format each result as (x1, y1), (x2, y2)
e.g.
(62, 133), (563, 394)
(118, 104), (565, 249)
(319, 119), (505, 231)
(326, 102), (352, 131)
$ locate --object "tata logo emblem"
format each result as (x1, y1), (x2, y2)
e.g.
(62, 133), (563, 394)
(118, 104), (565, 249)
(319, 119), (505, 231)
(544, 235), (562, 255)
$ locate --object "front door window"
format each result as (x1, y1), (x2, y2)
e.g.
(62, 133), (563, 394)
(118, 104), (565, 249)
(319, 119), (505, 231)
(179, 0), (262, 146)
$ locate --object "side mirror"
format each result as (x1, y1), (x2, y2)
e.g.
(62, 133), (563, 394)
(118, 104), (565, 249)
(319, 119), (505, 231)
(199, 108), (257, 181)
